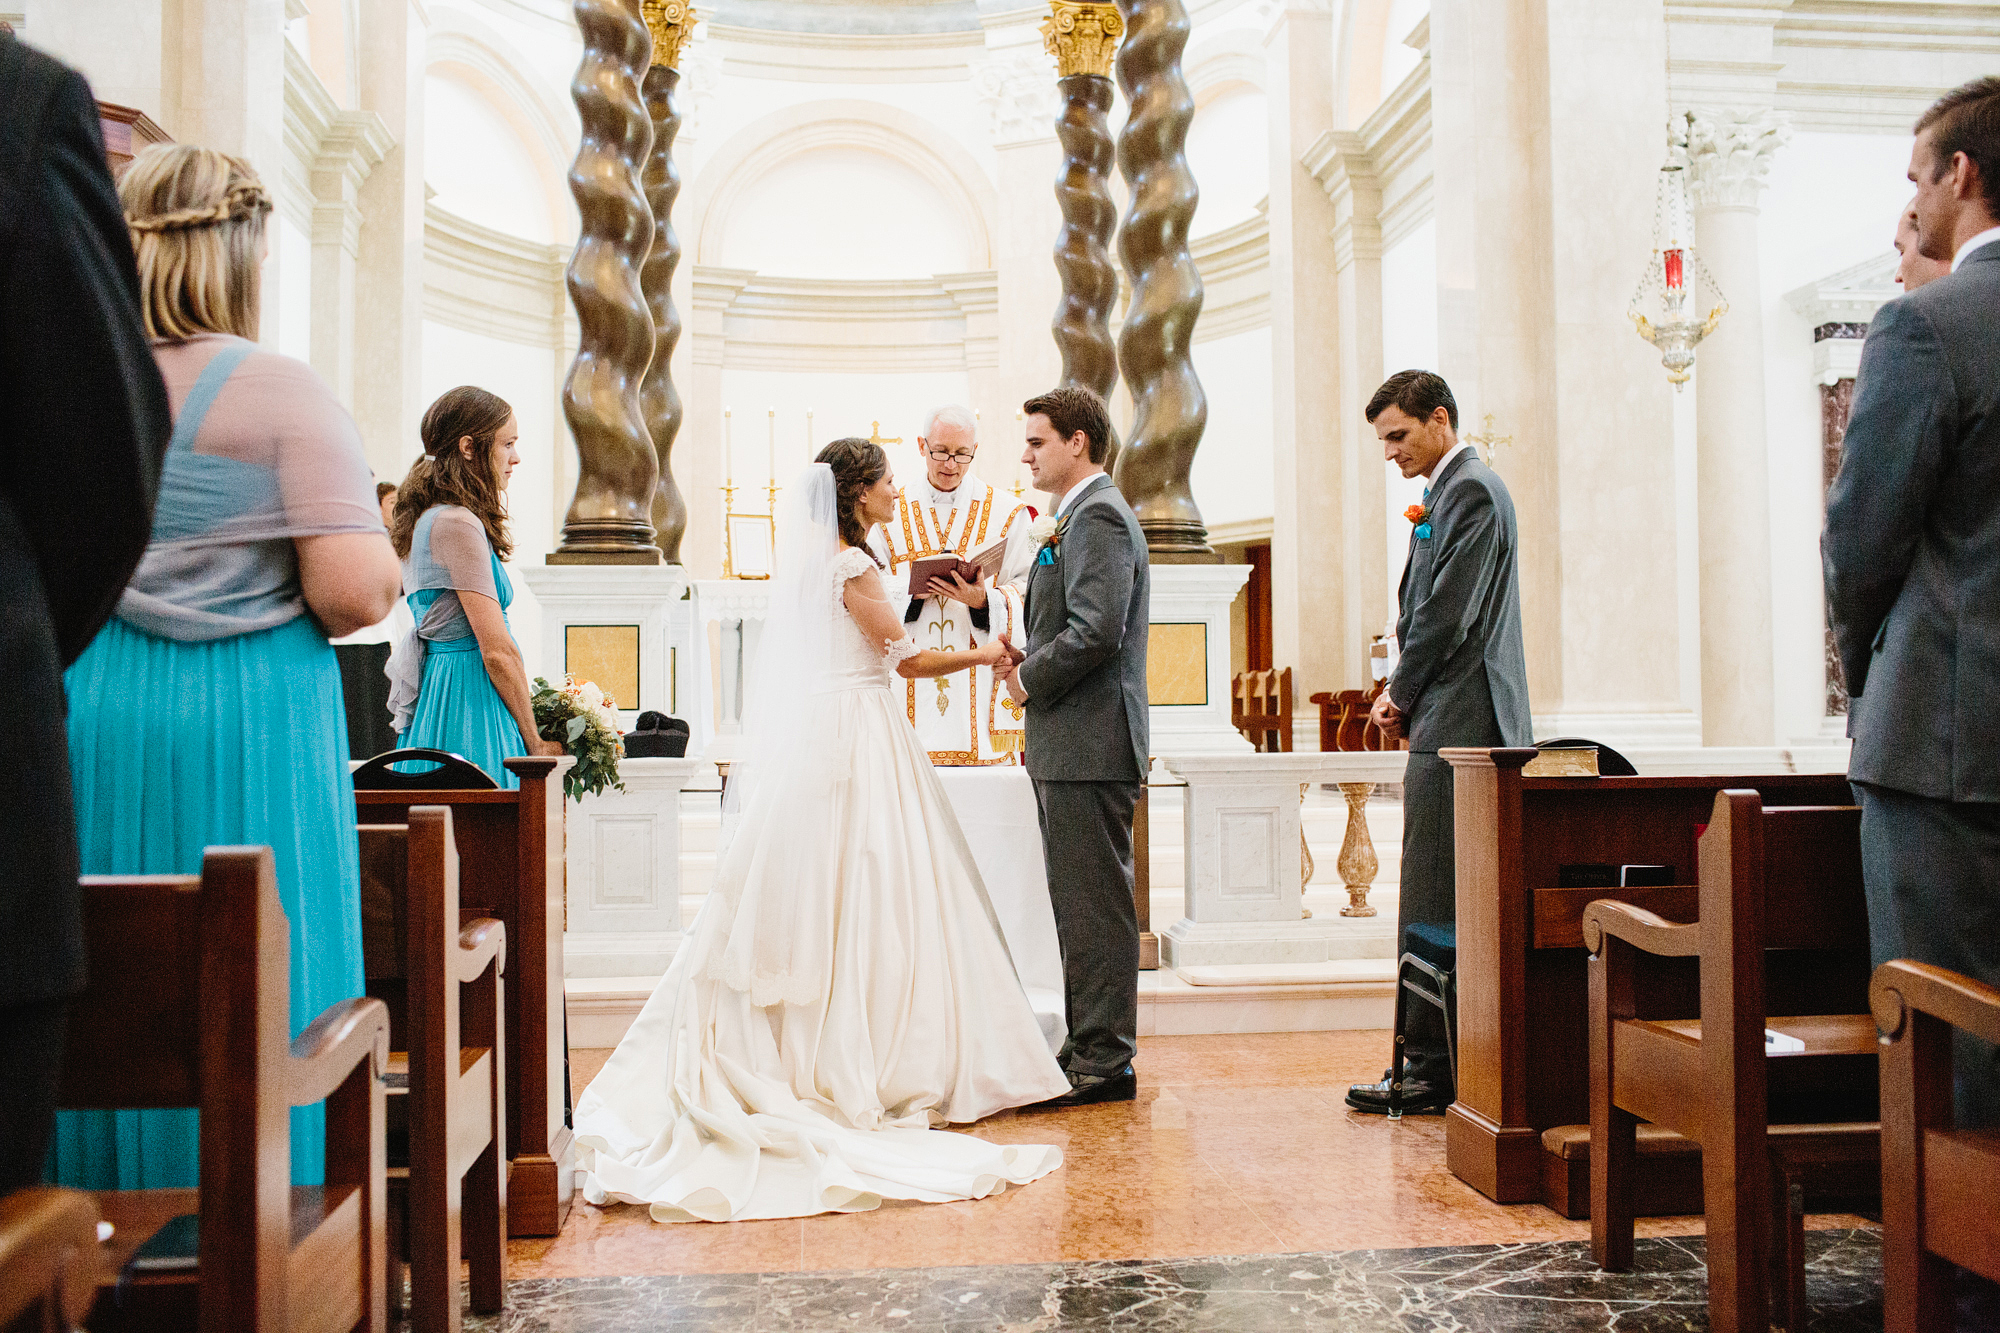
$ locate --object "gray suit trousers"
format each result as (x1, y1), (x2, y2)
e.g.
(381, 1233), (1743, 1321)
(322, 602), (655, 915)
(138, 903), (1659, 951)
(1398, 752), (1456, 1088)
(1855, 781), (2000, 1130)
(1033, 778), (1141, 1078)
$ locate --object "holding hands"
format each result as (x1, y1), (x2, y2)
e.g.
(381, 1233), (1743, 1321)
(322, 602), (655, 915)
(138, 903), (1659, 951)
(996, 634), (1029, 707)
(1368, 688), (1403, 742)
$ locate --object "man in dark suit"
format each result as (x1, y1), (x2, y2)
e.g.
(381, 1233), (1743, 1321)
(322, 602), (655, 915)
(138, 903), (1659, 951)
(0, 33), (171, 1190)
(1347, 370), (1532, 1116)
(1824, 76), (2000, 1134)
(1003, 386), (1149, 1108)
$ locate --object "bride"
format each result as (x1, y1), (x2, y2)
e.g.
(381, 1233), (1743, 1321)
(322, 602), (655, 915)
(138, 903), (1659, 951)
(573, 438), (1071, 1223)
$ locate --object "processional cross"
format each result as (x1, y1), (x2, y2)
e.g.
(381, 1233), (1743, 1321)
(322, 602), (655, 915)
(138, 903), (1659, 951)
(1467, 413), (1513, 466)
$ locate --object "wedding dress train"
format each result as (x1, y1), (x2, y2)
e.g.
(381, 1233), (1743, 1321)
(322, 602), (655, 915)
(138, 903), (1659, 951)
(574, 540), (1069, 1223)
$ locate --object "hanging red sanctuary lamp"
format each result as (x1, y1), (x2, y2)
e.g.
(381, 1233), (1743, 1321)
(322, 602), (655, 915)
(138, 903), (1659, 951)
(1628, 142), (1726, 389)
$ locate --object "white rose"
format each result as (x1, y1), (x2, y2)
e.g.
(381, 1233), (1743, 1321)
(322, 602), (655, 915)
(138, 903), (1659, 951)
(1029, 516), (1059, 547)
(580, 682), (604, 709)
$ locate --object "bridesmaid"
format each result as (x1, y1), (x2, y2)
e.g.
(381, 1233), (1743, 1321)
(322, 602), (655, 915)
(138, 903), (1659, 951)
(388, 387), (561, 789)
(54, 145), (401, 1188)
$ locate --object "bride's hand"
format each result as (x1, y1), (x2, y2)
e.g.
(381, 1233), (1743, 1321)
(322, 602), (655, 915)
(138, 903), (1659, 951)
(972, 636), (1011, 668)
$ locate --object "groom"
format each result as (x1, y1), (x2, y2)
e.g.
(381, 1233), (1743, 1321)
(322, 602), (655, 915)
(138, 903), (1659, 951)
(1002, 386), (1149, 1108)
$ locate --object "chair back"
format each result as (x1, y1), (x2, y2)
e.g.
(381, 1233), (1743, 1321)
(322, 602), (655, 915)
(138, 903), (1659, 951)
(352, 749), (498, 791)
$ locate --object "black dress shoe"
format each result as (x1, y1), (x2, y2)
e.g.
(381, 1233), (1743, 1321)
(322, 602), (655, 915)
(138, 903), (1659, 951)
(1026, 1067), (1136, 1110)
(1345, 1075), (1451, 1116)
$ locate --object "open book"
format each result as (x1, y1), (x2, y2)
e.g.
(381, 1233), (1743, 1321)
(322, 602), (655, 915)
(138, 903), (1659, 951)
(907, 536), (1009, 597)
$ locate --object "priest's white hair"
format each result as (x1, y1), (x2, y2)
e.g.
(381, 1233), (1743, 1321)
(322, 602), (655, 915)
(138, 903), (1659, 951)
(922, 404), (977, 442)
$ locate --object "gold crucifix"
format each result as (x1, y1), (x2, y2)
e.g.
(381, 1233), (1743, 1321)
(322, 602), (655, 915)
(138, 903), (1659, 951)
(868, 421), (903, 447)
(1467, 412), (1513, 465)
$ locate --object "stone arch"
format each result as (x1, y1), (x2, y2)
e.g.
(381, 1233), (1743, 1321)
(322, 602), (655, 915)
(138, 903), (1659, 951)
(425, 16), (576, 241)
(687, 100), (997, 270)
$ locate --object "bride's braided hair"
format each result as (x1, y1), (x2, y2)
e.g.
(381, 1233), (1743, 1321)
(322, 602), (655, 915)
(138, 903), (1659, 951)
(816, 437), (887, 565)
(119, 144), (273, 341)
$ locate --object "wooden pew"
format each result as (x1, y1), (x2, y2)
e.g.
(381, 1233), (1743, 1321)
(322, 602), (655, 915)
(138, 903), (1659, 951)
(358, 808), (505, 1332)
(0, 1188), (100, 1333)
(61, 848), (390, 1333)
(1441, 746), (1853, 1211)
(1585, 792), (1878, 1333)
(353, 754), (573, 1237)
(1308, 683), (1389, 753)
(1231, 668), (1293, 752)
(1871, 959), (2000, 1333)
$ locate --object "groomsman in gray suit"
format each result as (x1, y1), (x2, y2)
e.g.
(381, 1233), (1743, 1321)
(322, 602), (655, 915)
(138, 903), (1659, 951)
(1003, 386), (1149, 1108)
(1825, 76), (2000, 1134)
(1348, 370), (1532, 1116)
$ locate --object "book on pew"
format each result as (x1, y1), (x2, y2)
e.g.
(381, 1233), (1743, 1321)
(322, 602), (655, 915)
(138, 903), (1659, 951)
(128, 1213), (199, 1272)
(907, 537), (1008, 597)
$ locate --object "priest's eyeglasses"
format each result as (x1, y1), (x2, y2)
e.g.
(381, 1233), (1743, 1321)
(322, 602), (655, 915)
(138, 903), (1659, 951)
(926, 447), (977, 465)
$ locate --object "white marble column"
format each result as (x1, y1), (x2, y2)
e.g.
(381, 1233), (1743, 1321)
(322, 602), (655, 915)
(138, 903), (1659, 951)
(686, 268), (754, 582)
(1427, 0), (1689, 752)
(1682, 108), (1788, 747)
(305, 110), (394, 406)
(351, 0), (425, 481)
(1268, 3), (1379, 716)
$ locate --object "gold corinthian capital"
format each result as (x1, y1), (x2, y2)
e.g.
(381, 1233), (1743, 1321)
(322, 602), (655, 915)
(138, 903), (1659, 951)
(1042, 1), (1123, 79)
(642, 0), (696, 69)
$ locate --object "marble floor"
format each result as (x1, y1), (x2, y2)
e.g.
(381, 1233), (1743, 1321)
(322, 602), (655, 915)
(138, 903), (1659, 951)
(463, 1030), (1879, 1329)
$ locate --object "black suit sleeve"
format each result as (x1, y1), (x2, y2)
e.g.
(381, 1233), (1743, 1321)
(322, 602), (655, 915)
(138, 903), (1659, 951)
(1822, 299), (1953, 701)
(0, 54), (170, 665)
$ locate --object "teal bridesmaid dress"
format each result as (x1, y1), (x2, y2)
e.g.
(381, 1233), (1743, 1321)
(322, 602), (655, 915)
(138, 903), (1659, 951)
(52, 342), (367, 1189)
(396, 534), (528, 791)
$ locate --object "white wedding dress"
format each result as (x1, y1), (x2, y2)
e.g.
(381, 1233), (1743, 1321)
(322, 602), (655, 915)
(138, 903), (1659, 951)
(574, 474), (1069, 1224)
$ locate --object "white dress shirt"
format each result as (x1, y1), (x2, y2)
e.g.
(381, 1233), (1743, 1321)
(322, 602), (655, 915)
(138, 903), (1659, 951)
(1428, 440), (1476, 485)
(1953, 224), (2000, 272)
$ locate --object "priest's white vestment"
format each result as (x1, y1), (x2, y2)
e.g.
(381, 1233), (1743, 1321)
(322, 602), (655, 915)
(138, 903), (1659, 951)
(868, 475), (1035, 765)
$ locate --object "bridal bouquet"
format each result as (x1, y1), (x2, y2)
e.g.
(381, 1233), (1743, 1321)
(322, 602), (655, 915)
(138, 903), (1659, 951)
(532, 675), (625, 801)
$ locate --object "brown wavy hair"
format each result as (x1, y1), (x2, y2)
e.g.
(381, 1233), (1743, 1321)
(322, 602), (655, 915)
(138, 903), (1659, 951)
(815, 436), (887, 563)
(391, 387), (515, 560)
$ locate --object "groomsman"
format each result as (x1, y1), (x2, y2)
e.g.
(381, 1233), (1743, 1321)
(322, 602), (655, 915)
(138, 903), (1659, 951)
(1824, 75), (2000, 1133)
(1347, 371), (1531, 1116)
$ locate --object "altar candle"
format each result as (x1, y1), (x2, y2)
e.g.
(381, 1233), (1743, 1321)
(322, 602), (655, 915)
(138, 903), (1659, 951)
(766, 408), (776, 491)
(724, 407), (733, 484)
(806, 407), (814, 453)
(1664, 248), (1685, 291)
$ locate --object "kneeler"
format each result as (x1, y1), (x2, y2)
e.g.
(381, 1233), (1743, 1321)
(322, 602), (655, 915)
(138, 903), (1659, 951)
(1583, 790), (1879, 1333)
(58, 848), (391, 1333)
(358, 807), (506, 1333)
(1871, 959), (2000, 1333)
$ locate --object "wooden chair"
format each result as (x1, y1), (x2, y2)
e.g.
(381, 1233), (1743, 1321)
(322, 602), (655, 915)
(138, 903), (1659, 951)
(358, 808), (505, 1332)
(1308, 683), (1388, 753)
(0, 1188), (99, 1333)
(353, 753), (573, 1237)
(1871, 959), (2000, 1333)
(1583, 791), (1879, 1333)
(60, 848), (390, 1333)
(1231, 668), (1292, 752)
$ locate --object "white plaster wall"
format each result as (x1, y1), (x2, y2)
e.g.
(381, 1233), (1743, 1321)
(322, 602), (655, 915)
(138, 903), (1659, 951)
(714, 148), (978, 279)
(1186, 85), (1269, 239)
(1380, 218), (1438, 616)
(420, 319), (563, 682)
(425, 73), (559, 243)
(275, 214), (313, 364)
(715, 368), (979, 494)
(1190, 326), (1274, 528)
(1380, 0), (1429, 95)
(1754, 130), (1915, 744)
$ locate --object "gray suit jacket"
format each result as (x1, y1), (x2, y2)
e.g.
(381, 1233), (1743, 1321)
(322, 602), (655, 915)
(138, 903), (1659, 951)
(1020, 474), (1150, 782)
(1391, 449), (1533, 753)
(1824, 239), (2000, 802)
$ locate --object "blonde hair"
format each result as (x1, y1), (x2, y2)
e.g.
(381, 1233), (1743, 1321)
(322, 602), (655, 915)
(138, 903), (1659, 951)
(119, 144), (273, 342)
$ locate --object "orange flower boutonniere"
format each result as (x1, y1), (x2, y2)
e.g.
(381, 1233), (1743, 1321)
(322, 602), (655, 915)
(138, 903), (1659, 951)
(1406, 503), (1433, 540)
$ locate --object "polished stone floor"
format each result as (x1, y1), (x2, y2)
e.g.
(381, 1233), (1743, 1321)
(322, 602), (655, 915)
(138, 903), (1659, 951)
(455, 1030), (1879, 1330)
(468, 1230), (1883, 1331)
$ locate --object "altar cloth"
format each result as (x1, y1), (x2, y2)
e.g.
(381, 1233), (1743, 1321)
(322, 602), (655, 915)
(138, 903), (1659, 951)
(934, 765), (1067, 1055)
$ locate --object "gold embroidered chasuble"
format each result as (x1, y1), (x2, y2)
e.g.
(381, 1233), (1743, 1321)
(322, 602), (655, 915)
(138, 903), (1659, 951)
(867, 475), (1035, 765)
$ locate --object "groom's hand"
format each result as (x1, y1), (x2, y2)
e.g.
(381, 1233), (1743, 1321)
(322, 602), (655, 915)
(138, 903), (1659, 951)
(1001, 652), (1030, 707)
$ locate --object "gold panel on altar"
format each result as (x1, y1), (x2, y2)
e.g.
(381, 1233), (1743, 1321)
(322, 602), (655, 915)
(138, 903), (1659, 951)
(1147, 623), (1208, 706)
(565, 625), (640, 709)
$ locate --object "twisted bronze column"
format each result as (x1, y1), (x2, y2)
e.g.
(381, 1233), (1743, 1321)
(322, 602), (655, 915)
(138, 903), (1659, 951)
(1114, 0), (1213, 561)
(1045, 2), (1122, 470)
(638, 1), (692, 564)
(553, 0), (659, 564)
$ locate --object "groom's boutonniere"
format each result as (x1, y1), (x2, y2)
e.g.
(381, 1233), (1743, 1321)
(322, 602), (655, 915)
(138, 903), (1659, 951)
(1405, 502), (1432, 540)
(1030, 513), (1061, 566)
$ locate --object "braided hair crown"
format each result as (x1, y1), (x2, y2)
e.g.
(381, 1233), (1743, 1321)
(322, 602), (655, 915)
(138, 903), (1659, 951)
(118, 144), (273, 341)
(815, 437), (888, 563)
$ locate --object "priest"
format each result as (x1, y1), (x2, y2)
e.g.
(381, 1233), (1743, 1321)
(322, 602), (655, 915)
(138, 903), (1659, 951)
(869, 405), (1037, 764)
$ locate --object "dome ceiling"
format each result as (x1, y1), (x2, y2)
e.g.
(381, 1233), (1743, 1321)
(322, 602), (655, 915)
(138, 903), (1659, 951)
(709, 0), (983, 35)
